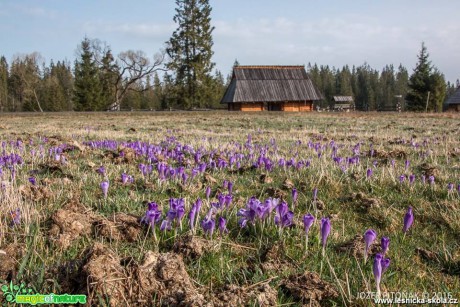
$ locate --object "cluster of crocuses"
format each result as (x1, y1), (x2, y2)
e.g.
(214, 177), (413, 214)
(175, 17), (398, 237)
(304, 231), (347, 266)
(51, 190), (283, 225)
(139, 197), (228, 239)
(81, 135), (449, 199)
(368, 206), (414, 297)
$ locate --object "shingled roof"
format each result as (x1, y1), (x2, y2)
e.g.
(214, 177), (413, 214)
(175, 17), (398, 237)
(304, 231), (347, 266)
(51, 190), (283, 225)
(446, 87), (460, 105)
(221, 66), (323, 103)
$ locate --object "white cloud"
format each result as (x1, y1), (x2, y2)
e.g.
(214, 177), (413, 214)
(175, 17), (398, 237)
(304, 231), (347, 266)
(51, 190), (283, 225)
(83, 21), (175, 40)
(212, 16), (460, 81)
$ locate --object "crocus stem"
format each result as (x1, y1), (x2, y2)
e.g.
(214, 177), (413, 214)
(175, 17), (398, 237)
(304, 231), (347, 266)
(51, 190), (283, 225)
(305, 235), (309, 252)
(376, 282), (381, 298)
(320, 256), (324, 277)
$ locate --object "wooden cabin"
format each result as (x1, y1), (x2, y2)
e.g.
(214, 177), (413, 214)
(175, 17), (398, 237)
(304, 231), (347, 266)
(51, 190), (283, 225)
(445, 86), (460, 112)
(221, 65), (323, 111)
(333, 96), (354, 111)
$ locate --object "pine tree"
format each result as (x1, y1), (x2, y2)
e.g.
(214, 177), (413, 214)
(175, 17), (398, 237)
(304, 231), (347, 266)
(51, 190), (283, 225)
(99, 49), (118, 109)
(406, 42), (432, 111)
(428, 69), (446, 112)
(0, 56), (8, 112)
(166, 0), (215, 109)
(73, 37), (103, 111)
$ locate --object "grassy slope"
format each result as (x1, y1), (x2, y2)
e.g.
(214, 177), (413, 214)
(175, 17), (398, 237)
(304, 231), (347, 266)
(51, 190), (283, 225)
(0, 111), (459, 305)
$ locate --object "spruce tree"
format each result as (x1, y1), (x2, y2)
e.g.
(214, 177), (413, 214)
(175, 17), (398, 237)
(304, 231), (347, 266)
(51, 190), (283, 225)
(0, 56), (8, 112)
(166, 0), (215, 109)
(406, 42), (432, 111)
(73, 38), (103, 111)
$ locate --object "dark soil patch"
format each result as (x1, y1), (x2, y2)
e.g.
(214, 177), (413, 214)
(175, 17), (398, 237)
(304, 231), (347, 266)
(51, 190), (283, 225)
(173, 235), (214, 260)
(48, 199), (98, 249)
(19, 185), (53, 202)
(259, 244), (296, 273)
(0, 244), (24, 280)
(334, 235), (381, 259)
(214, 283), (278, 307)
(50, 243), (206, 306)
(93, 213), (142, 243)
(281, 271), (339, 306)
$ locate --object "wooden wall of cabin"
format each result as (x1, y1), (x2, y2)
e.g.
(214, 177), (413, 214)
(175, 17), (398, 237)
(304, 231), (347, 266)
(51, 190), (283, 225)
(447, 104), (460, 112)
(240, 103), (263, 111)
(281, 102), (312, 112)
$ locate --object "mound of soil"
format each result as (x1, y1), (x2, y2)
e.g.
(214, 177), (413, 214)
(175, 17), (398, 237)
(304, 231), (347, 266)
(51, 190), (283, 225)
(281, 271), (339, 306)
(52, 243), (205, 306)
(93, 213), (142, 243)
(214, 283), (278, 307)
(173, 235), (214, 260)
(334, 235), (381, 259)
(260, 244), (296, 273)
(0, 244), (24, 280)
(19, 185), (53, 202)
(48, 199), (98, 249)
(347, 192), (380, 212)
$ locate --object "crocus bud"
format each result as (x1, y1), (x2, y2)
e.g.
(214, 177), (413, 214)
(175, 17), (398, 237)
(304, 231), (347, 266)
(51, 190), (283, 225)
(364, 229), (377, 262)
(100, 181), (109, 198)
(320, 217), (331, 250)
(403, 206), (414, 233)
(381, 237), (390, 256)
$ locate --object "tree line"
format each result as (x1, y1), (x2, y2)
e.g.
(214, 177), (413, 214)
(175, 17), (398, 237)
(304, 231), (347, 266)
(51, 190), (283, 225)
(0, 0), (458, 112)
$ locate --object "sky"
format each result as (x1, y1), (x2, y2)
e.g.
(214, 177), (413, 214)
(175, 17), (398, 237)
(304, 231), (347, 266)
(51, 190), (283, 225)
(1, 0), (459, 82)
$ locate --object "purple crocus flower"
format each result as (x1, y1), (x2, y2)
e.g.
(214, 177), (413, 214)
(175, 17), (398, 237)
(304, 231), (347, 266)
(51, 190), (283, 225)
(274, 201), (294, 228)
(303, 214), (315, 251)
(121, 173), (134, 184)
(405, 160), (410, 170)
(457, 184), (460, 193)
(320, 217), (331, 254)
(373, 253), (383, 297)
(218, 217), (228, 235)
(97, 166), (106, 175)
(28, 177), (36, 186)
(191, 198), (202, 229)
(381, 236), (390, 256)
(403, 206), (414, 233)
(313, 188), (318, 202)
(292, 188), (298, 203)
(141, 202), (162, 233)
(382, 257), (390, 273)
(399, 175), (406, 183)
(428, 176), (435, 185)
(447, 183), (454, 191)
(228, 181), (233, 194)
(364, 229), (377, 263)
(366, 168), (373, 179)
(201, 217), (216, 238)
(409, 174), (415, 185)
(100, 181), (109, 198)
(205, 186), (211, 200)
(303, 214), (315, 234)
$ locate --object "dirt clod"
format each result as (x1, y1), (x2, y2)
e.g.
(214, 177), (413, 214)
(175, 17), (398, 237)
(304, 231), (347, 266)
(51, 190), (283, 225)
(0, 244), (24, 280)
(49, 199), (98, 249)
(173, 235), (213, 259)
(281, 271), (339, 305)
(214, 283), (278, 307)
(335, 235), (381, 259)
(93, 213), (142, 242)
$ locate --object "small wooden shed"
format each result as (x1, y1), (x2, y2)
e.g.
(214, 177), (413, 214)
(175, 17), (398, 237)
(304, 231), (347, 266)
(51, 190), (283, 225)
(221, 65), (323, 111)
(333, 96), (354, 111)
(446, 86), (460, 112)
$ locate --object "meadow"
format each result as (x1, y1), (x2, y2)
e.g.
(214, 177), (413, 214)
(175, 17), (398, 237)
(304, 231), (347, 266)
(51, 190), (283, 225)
(0, 111), (459, 306)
